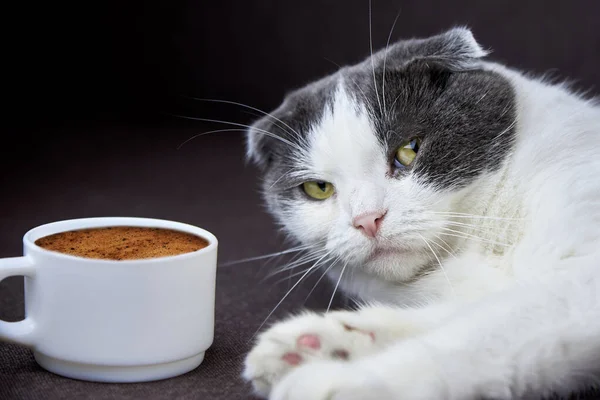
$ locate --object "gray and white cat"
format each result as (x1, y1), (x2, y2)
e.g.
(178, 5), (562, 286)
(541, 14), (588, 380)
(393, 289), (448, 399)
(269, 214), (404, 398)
(242, 28), (600, 399)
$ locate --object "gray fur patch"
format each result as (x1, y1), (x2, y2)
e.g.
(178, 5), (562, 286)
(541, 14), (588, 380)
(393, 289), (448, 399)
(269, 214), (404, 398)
(375, 61), (516, 189)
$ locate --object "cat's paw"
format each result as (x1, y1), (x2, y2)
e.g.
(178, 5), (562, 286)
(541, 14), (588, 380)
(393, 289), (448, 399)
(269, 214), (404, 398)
(270, 361), (394, 400)
(243, 311), (387, 397)
(270, 345), (447, 400)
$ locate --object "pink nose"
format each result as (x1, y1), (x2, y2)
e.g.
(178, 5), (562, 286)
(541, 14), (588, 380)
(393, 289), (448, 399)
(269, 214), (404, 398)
(353, 211), (386, 238)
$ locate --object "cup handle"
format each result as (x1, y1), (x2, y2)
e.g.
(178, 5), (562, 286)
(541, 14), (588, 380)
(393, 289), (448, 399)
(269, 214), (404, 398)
(0, 256), (36, 347)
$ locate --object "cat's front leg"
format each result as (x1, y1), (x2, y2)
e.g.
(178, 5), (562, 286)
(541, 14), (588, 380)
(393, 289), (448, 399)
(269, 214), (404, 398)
(270, 343), (447, 400)
(270, 336), (511, 400)
(243, 303), (458, 397)
(271, 266), (600, 400)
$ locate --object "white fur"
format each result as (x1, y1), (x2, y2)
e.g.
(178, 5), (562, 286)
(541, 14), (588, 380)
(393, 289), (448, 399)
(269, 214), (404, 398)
(244, 63), (600, 399)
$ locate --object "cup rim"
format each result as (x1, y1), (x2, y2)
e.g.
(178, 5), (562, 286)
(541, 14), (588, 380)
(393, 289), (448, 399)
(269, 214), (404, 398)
(23, 217), (218, 264)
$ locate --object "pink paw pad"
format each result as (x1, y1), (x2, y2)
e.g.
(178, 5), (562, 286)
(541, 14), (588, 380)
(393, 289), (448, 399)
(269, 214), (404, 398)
(281, 352), (303, 365)
(297, 334), (321, 350)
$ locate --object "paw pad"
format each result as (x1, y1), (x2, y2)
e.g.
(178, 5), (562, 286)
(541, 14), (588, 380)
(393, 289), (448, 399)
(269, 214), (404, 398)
(332, 349), (350, 360)
(281, 352), (302, 365)
(297, 334), (321, 349)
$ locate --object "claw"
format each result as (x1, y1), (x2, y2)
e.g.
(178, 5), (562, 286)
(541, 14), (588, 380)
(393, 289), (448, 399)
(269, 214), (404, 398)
(343, 324), (376, 341)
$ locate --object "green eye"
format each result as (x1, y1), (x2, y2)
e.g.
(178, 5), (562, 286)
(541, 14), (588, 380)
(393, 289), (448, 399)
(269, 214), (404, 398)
(394, 138), (421, 167)
(302, 181), (334, 200)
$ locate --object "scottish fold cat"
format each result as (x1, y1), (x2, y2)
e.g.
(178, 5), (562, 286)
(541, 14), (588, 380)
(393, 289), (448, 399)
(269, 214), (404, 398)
(243, 28), (600, 399)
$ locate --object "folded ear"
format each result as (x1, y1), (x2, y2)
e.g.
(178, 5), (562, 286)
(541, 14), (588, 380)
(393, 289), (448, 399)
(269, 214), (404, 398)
(385, 27), (489, 71)
(246, 115), (275, 169)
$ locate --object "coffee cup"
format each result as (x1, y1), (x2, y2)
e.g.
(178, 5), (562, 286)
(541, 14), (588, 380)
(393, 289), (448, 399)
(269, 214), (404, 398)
(0, 217), (218, 382)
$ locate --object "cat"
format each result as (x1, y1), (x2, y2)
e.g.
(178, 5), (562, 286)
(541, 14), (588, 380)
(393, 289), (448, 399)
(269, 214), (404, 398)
(242, 27), (600, 400)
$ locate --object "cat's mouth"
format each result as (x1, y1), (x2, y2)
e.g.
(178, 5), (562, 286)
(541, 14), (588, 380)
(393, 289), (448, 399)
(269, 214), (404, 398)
(368, 246), (408, 261)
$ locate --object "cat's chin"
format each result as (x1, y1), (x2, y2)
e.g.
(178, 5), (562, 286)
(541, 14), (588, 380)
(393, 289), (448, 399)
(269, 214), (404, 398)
(367, 247), (407, 261)
(358, 246), (428, 283)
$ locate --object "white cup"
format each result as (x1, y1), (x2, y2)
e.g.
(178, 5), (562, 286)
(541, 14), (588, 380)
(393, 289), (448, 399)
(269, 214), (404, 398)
(0, 217), (218, 383)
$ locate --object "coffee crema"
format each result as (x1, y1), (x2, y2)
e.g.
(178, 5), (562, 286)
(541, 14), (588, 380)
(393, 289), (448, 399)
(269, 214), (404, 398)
(35, 226), (209, 261)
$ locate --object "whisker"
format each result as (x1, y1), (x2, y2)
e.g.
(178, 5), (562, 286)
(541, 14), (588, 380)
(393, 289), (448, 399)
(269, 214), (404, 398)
(277, 256), (338, 287)
(433, 233), (458, 255)
(270, 254), (332, 283)
(322, 57), (378, 107)
(439, 228), (511, 247)
(326, 260), (348, 312)
(418, 234), (456, 296)
(303, 257), (339, 304)
(167, 114), (304, 153)
(444, 220), (510, 236)
(368, 0), (383, 116)
(184, 97), (306, 145)
(272, 267), (312, 285)
(263, 249), (329, 279)
(257, 245), (295, 275)
(268, 170), (295, 190)
(323, 57), (342, 69)
(429, 235), (457, 259)
(249, 250), (333, 341)
(382, 10), (400, 119)
(220, 245), (315, 267)
(177, 128), (245, 149)
(426, 212), (523, 221)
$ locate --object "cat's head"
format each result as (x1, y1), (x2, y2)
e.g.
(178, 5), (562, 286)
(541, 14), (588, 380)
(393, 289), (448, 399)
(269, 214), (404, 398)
(246, 27), (517, 282)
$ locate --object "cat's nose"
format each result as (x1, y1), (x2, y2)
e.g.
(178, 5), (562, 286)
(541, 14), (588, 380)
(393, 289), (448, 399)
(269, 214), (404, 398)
(353, 211), (386, 238)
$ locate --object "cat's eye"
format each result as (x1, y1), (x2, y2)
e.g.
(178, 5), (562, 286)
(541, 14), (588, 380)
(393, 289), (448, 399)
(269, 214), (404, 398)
(394, 138), (421, 168)
(302, 181), (334, 200)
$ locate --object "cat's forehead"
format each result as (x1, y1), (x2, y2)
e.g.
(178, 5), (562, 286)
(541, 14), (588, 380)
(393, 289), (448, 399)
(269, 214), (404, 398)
(306, 82), (386, 179)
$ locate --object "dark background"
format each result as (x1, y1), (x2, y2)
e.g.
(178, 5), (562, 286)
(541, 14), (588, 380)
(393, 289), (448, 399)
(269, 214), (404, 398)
(1, 1), (599, 399)
(5, 0), (600, 126)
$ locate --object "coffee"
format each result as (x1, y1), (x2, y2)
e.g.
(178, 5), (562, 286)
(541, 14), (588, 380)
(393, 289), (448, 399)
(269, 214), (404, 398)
(35, 226), (209, 260)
